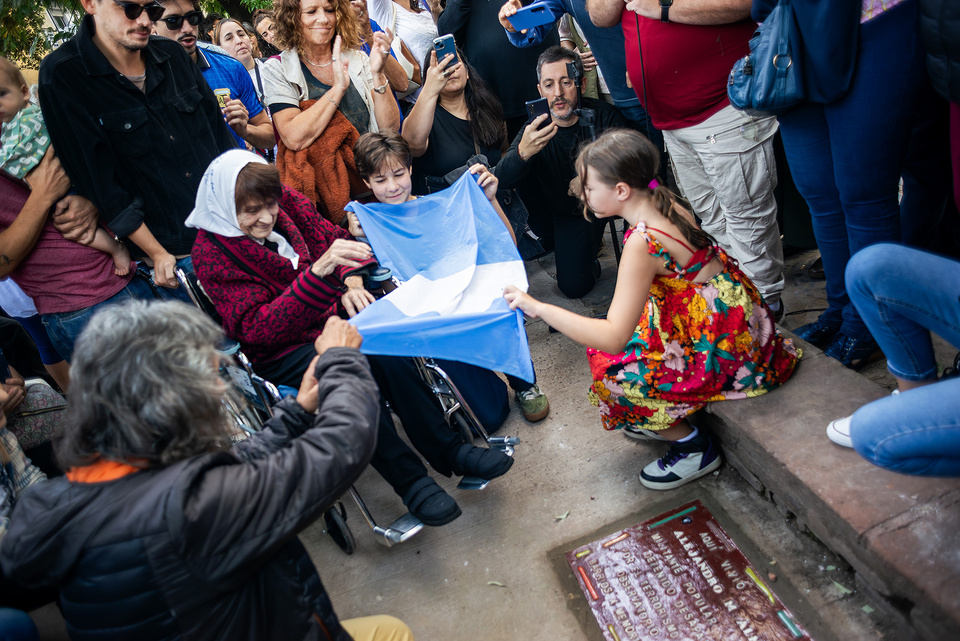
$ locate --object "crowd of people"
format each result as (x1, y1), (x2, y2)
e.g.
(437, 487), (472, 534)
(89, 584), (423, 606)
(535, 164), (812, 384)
(0, 0), (958, 638)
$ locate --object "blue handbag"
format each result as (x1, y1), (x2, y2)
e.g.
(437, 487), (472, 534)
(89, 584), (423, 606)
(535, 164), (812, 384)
(727, 0), (804, 115)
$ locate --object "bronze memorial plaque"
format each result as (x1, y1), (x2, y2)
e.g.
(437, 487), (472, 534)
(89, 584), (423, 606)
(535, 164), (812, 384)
(566, 500), (812, 641)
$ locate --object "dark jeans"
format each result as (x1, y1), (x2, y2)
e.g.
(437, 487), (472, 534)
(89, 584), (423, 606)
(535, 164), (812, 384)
(527, 211), (601, 299)
(777, 1), (924, 339)
(42, 257), (194, 361)
(254, 346), (460, 497)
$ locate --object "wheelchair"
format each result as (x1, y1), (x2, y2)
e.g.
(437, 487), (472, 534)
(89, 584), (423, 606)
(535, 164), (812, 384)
(173, 267), (518, 553)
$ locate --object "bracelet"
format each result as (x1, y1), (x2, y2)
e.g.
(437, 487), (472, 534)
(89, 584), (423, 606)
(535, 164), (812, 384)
(325, 94), (339, 107)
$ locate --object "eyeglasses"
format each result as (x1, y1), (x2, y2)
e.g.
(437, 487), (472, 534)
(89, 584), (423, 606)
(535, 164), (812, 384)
(113, 1), (166, 22)
(157, 10), (204, 30)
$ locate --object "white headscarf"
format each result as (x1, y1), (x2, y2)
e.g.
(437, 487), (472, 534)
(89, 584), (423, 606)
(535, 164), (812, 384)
(185, 149), (300, 269)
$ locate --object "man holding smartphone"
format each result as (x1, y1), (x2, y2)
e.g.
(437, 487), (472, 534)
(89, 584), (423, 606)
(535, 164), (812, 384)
(496, 46), (626, 299)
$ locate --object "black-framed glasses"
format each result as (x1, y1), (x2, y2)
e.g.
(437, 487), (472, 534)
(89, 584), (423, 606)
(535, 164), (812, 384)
(157, 10), (203, 30)
(113, 0), (166, 22)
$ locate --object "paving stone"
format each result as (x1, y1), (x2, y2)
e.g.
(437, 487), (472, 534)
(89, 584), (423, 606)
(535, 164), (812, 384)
(708, 332), (960, 639)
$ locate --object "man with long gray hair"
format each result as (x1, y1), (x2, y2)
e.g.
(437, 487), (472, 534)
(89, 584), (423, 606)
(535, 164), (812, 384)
(0, 301), (413, 641)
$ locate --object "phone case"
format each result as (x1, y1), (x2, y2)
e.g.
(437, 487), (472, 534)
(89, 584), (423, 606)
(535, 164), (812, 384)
(507, 2), (556, 32)
(433, 35), (459, 65)
(526, 98), (549, 123)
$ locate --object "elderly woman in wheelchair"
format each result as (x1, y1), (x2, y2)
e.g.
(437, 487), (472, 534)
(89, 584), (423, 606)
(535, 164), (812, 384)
(187, 150), (513, 527)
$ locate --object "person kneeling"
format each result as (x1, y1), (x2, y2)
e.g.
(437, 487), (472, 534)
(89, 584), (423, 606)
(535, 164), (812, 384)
(0, 301), (413, 640)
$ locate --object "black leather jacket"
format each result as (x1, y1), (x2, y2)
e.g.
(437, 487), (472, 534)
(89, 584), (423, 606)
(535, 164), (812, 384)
(0, 348), (379, 641)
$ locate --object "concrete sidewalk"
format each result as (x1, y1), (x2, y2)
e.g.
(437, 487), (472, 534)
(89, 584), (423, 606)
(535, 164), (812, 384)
(293, 246), (922, 641)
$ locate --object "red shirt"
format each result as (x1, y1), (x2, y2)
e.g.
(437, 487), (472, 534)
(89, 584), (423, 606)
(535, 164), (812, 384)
(621, 11), (755, 130)
(0, 174), (132, 315)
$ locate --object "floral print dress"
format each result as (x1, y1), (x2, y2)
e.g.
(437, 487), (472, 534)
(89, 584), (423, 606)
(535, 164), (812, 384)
(588, 224), (800, 431)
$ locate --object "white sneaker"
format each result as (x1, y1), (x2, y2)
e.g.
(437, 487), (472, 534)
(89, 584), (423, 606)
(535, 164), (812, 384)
(826, 390), (899, 449)
(826, 415), (854, 448)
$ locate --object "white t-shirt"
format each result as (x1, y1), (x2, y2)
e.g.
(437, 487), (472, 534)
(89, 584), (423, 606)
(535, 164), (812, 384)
(366, 0), (438, 67)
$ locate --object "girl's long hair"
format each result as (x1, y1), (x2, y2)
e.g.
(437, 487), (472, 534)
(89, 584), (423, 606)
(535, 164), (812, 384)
(422, 47), (506, 151)
(576, 128), (714, 250)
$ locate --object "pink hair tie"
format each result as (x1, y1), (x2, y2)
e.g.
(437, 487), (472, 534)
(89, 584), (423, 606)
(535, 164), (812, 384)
(648, 179), (660, 190)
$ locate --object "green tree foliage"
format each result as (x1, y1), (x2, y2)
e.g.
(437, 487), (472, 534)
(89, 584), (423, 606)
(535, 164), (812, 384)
(1, 0), (83, 68)
(1, 0), (274, 68)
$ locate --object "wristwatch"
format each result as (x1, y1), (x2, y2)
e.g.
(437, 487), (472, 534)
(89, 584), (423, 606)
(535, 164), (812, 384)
(659, 0), (673, 23)
(373, 79), (389, 94)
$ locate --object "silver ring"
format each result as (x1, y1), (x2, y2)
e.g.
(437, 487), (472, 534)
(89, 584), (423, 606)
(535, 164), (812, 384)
(442, 69), (452, 77)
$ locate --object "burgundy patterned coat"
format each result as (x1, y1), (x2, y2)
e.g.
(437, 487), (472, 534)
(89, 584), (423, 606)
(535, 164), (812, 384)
(192, 186), (374, 364)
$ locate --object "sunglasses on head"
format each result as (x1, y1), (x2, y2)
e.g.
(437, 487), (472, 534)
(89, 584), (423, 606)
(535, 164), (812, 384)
(157, 10), (204, 30)
(113, 0), (166, 22)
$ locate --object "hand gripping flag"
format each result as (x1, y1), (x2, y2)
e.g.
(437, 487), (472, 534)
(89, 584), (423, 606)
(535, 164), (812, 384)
(346, 172), (534, 382)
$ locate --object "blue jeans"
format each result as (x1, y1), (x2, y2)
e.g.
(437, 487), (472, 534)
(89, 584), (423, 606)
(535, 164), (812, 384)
(846, 244), (960, 476)
(778, 1), (925, 339)
(41, 257), (195, 360)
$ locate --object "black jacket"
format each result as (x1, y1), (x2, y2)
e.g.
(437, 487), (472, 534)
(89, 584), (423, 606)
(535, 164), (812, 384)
(495, 98), (627, 223)
(0, 348), (379, 641)
(919, 0), (960, 102)
(38, 15), (237, 258)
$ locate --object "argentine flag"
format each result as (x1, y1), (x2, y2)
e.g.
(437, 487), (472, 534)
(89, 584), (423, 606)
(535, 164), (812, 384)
(346, 172), (534, 382)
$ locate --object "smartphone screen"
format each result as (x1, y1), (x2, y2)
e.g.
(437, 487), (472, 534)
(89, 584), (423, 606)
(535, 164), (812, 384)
(433, 35), (459, 67)
(526, 97), (550, 125)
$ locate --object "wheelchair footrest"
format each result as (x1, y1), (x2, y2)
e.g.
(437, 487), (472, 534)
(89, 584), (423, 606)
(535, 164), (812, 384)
(486, 436), (519, 457)
(373, 513), (423, 547)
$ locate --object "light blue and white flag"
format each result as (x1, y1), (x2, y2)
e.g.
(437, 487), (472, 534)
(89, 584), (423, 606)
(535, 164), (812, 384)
(346, 172), (534, 382)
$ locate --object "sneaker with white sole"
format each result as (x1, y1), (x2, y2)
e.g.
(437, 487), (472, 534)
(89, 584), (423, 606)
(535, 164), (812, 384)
(639, 430), (722, 490)
(826, 415), (854, 448)
(516, 384), (549, 422)
(622, 426), (669, 441)
(826, 390), (899, 449)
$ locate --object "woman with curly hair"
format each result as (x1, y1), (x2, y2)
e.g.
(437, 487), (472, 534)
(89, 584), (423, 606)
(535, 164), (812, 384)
(262, 0), (401, 223)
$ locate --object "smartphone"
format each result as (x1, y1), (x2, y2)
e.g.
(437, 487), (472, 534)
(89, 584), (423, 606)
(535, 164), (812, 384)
(525, 97), (550, 125)
(433, 34), (459, 67)
(0, 348), (10, 382)
(507, 1), (557, 32)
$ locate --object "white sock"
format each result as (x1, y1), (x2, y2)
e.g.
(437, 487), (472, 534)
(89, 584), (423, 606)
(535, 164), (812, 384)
(676, 425), (699, 443)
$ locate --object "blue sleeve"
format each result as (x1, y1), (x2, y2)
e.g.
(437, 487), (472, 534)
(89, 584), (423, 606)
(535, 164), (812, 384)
(229, 57), (264, 118)
(505, 0), (566, 47)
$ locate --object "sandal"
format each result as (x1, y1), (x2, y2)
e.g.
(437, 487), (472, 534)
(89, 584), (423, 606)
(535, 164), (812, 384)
(402, 477), (461, 527)
(448, 443), (514, 480)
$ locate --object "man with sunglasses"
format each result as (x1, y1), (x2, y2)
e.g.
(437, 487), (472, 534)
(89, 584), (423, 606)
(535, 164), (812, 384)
(37, 0), (237, 297)
(152, 1), (275, 151)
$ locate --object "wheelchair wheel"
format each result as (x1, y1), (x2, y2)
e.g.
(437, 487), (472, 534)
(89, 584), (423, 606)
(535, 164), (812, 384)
(323, 502), (356, 555)
(452, 411), (475, 446)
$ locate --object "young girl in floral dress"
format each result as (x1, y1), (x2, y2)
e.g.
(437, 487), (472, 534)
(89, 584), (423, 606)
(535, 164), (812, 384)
(504, 129), (800, 490)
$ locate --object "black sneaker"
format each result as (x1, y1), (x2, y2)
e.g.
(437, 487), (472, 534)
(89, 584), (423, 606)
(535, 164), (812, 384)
(793, 316), (841, 348)
(639, 430), (721, 490)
